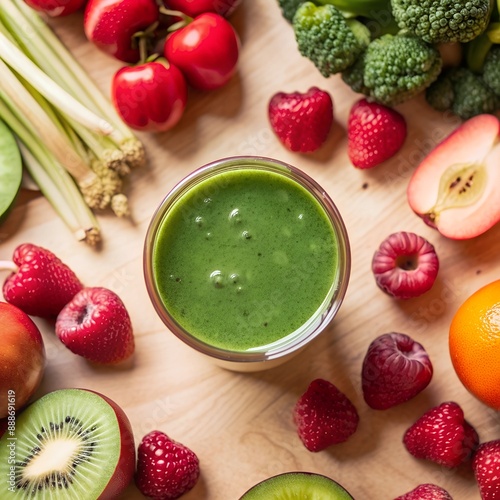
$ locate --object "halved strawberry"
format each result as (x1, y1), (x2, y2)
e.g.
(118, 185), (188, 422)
(473, 440), (500, 500)
(407, 114), (500, 240)
(347, 98), (407, 169)
(1, 243), (83, 319)
(293, 378), (359, 452)
(403, 401), (479, 468)
(394, 483), (452, 499)
(268, 87), (334, 153)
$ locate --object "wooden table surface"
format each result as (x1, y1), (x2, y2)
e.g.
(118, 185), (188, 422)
(1, 1), (499, 499)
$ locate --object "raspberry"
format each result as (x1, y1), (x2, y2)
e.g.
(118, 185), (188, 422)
(362, 332), (433, 410)
(372, 231), (439, 299)
(135, 430), (200, 499)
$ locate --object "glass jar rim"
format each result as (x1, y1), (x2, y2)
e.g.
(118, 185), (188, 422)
(143, 156), (351, 365)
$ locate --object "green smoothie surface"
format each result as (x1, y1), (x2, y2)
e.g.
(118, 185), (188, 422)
(152, 167), (339, 352)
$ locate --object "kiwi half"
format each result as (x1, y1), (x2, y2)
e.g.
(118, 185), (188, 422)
(0, 388), (135, 499)
(239, 472), (354, 500)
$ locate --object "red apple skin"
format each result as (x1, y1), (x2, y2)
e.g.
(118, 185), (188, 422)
(0, 302), (45, 419)
(89, 390), (136, 499)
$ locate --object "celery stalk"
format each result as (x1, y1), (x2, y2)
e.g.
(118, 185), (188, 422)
(4, 0), (145, 167)
(0, 97), (101, 245)
(0, 30), (114, 136)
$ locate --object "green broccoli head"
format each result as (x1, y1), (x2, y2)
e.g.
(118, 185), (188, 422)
(425, 69), (455, 111)
(293, 2), (371, 77)
(278, 0), (393, 22)
(426, 67), (499, 119)
(278, 0), (305, 22)
(391, 0), (493, 44)
(482, 46), (500, 96)
(343, 34), (443, 106)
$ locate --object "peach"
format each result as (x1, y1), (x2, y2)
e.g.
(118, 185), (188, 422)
(0, 302), (45, 418)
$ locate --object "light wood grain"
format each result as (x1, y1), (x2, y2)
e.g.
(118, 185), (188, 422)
(1, 1), (499, 499)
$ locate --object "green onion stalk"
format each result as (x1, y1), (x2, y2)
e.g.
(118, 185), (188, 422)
(0, 96), (101, 245)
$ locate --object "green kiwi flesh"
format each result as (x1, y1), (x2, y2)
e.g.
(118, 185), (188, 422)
(0, 118), (22, 224)
(239, 471), (354, 499)
(0, 389), (123, 499)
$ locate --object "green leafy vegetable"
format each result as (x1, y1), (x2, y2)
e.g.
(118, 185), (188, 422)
(0, 117), (22, 223)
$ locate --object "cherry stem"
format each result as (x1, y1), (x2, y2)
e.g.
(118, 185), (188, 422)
(159, 7), (193, 28)
(0, 260), (18, 273)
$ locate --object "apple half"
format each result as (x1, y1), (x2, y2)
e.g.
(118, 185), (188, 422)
(407, 114), (500, 240)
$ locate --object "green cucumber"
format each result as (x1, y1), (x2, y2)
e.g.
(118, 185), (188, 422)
(0, 117), (22, 223)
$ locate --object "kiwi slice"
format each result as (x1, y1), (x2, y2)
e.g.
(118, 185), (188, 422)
(0, 389), (134, 499)
(239, 472), (354, 499)
(0, 118), (22, 224)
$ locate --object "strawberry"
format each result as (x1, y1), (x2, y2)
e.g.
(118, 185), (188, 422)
(473, 440), (500, 500)
(55, 287), (134, 364)
(347, 98), (407, 169)
(362, 332), (433, 410)
(403, 401), (479, 468)
(394, 483), (453, 500)
(135, 430), (200, 499)
(268, 86), (334, 153)
(372, 231), (439, 299)
(1, 243), (83, 319)
(293, 378), (359, 452)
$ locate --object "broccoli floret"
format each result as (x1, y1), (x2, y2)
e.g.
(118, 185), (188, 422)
(342, 34), (443, 106)
(293, 2), (371, 77)
(278, 0), (305, 22)
(341, 56), (371, 95)
(391, 0), (493, 44)
(482, 45), (500, 95)
(277, 0), (392, 22)
(426, 67), (499, 119)
(425, 69), (455, 110)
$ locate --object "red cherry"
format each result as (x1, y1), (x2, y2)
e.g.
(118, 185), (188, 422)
(111, 60), (188, 132)
(164, 12), (239, 90)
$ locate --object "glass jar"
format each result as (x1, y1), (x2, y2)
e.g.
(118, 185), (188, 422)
(144, 156), (350, 371)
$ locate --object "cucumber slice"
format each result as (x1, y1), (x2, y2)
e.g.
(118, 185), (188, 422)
(0, 118), (22, 223)
(240, 472), (354, 499)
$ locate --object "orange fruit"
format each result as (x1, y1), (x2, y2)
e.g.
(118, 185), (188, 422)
(449, 280), (500, 410)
